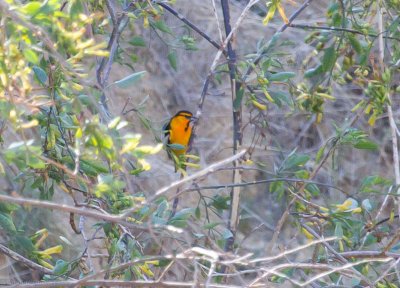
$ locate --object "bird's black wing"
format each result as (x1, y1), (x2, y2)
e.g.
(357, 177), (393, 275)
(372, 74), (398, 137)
(162, 120), (171, 144)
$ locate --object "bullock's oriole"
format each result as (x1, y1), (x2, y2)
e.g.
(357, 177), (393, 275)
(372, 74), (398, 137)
(164, 110), (196, 170)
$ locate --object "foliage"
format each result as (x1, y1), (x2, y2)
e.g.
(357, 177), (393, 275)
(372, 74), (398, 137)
(0, 0), (399, 286)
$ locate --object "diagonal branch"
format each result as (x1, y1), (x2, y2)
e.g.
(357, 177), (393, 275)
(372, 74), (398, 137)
(157, 2), (227, 55)
(0, 243), (56, 276)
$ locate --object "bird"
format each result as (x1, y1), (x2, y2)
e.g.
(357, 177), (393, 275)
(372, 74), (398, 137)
(163, 110), (197, 171)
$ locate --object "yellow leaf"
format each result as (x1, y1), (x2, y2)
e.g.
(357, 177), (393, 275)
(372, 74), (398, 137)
(120, 137), (141, 154)
(338, 239), (344, 252)
(335, 199), (353, 211)
(315, 92), (335, 100)
(38, 259), (54, 270)
(139, 263), (154, 277)
(319, 206), (329, 212)
(316, 113), (323, 123)
(135, 143), (163, 155)
(185, 154), (200, 161)
(263, 88), (275, 103)
(301, 227), (314, 239)
(76, 127), (83, 139)
(263, 4), (277, 26)
(277, 3), (289, 24)
(20, 119), (39, 129)
(351, 100), (365, 112)
(364, 103), (372, 114)
(39, 245), (63, 256)
(390, 209), (395, 223)
(368, 114), (376, 126)
(138, 158), (151, 171)
(251, 99), (267, 110)
(143, 15), (149, 28)
(183, 162), (200, 169)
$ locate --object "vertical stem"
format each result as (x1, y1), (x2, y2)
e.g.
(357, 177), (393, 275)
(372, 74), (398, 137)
(378, 2), (400, 206)
(220, 0), (242, 253)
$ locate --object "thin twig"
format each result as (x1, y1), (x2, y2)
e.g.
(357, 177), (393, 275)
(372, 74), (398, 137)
(288, 23), (400, 41)
(157, 2), (226, 55)
(96, 0), (130, 121)
(144, 150), (246, 205)
(0, 194), (149, 231)
(241, 0), (314, 83)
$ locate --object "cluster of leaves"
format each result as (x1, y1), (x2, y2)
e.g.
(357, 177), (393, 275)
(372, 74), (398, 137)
(256, 1), (400, 286)
(0, 0), (172, 281)
(0, 0), (400, 286)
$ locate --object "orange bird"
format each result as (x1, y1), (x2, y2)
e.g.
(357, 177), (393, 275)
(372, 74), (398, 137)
(164, 110), (197, 170)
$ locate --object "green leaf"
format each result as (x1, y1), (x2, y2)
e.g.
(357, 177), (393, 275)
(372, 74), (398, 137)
(20, 1), (41, 16)
(233, 87), (244, 110)
(80, 158), (109, 174)
(33, 66), (48, 85)
(211, 195), (230, 210)
(10, 235), (35, 257)
(334, 222), (343, 238)
(347, 34), (362, 54)
(168, 50), (178, 71)
(304, 65), (323, 78)
(152, 20), (172, 34)
(261, 32), (281, 55)
(129, 36), (146, 47)
(354, 140), (378, 150)
(269, 181), (284, 195)
(267, 72), (296, 82)
(0, 202), (19, 214)
(305, 183), (320, 196)
(53, 259), (69, 275)
(108, 71), (146, 89)
(168, 208), (194, 227)
(284, 153), (310, 170)
(23, 49), (39, 64)
(268, 91), (292, 107)
(360, 175), (391, 193)
(69, 0), (84, 17)
(321, 45), (337, 72)
(315, 145), (325, 163)
(0, 212), (17, 235)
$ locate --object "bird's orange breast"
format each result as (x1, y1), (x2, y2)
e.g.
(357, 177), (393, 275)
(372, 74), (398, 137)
(168, 116), (192, 155)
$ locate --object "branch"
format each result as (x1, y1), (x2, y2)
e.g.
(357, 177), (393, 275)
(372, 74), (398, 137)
(0, 194), (149, 231)
(0, 243), (55, 276)
(219, 0), (244, 254)
(288, 23), (400, 41)
(194, 0), (260, 119)
(378, 2), (400, 214)
(157, 2), (226, 55)
(141, 149), (247, 206)
(242, 0), (314, 83)
(11, 280), (245, 288)
(96, 0), (130, 121)
(300, 222), (373, 286)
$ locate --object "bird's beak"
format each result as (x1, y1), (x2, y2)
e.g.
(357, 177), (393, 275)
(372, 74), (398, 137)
(190, 116), (198, 123)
